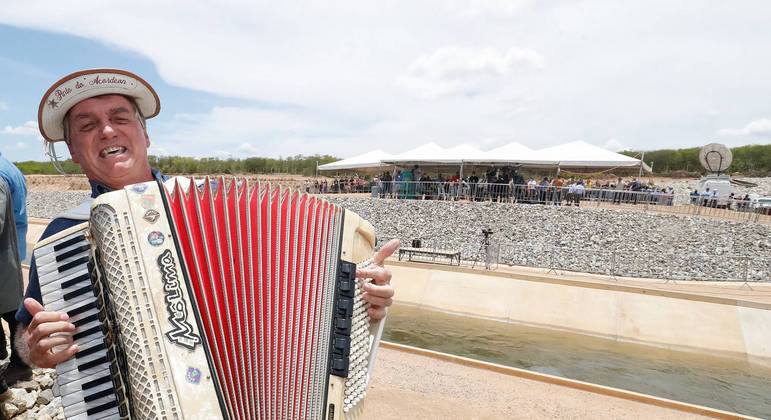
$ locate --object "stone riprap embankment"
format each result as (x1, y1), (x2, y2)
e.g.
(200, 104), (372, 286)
(325, 197), (771, 282)
(27, 191), (91, 219)
(1, 346), (61, 419)
(25, 189), (771, 281)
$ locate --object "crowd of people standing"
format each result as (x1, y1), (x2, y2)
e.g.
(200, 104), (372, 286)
(365, 166), (678, 207)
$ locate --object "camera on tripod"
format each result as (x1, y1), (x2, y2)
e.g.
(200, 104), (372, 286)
(474, 228), (495, 270)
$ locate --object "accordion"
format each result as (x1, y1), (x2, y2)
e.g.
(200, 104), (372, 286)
(34, 178), (383, 419)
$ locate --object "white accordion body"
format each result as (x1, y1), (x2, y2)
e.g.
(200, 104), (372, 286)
(34, 178), (383, 420)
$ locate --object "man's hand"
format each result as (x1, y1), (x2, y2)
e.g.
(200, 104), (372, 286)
(23, 298), (78, 368)
(357, 239), (399, 320)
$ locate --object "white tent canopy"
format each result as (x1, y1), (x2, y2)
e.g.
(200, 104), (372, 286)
(488, 141), (532, 155)
(318, 140), (650, 172)
(383, 142), (459, 164)
(444, 143), (491, 161)
(465, 141), (551, 164)
(533, 140), (651, 170)
(317, 149), (395, 171)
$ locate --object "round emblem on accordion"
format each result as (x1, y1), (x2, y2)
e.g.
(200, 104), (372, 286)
(185, 367), (202, 384)
(143, 209), (160, 223)
(148, 231), (165, 246)
(131, 183), (148, 193)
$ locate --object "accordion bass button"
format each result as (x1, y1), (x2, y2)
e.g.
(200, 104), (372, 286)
(335, 318), (351, 331)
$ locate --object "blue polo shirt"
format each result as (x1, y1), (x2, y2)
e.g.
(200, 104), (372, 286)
(16, 169), (168, 325)
(0, 153), (28, 261)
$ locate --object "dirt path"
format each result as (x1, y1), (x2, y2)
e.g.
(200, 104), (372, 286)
(363, 346), (717, 419)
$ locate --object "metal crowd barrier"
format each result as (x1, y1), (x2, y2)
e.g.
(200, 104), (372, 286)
(346, 181), (771, 225)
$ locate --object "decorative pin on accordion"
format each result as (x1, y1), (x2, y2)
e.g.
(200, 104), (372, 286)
(34, 178), (385, 420)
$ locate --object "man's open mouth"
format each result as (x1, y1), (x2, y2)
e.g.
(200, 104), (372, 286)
(100, 146), (126, 158)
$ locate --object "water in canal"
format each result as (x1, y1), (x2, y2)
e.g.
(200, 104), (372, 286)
(382, 304), (771, 419)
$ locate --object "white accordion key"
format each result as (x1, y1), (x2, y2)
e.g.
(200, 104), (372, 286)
(60, 369), (115, 406)
(57, 338), (108, 375)
(34, 232), (91, 277)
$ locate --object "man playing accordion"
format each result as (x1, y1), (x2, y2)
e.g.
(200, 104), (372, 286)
(14, 68), (398, 379)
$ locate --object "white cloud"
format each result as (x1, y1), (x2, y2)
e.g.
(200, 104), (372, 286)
(237, 143), (259, 155)
(2, 142), (29, 152)
(151, 106), (350, 158)
(2, 1), (771, 158)
(0, 102), (8, 111)
(398, 46), (545, 99)
(147, 145), (170, 156)
(1, 121), (38, 136)
(602, 138), (631, 152)
(481, 137), (501, 148)
(717, 118), (771, 137)
(442, 0), (534, 19)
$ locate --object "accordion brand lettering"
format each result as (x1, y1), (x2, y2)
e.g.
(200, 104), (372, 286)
(158, 249), (201, 350)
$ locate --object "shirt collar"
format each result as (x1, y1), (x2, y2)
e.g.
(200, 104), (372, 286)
(89, 168), (168, 198)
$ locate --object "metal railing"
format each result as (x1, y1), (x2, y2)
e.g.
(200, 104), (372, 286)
(347, 181), (771, 225)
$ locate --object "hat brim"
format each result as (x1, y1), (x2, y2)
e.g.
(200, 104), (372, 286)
(38, 69), (160, 142)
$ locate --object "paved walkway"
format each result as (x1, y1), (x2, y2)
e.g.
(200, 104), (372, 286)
(364, 346), (724, 419)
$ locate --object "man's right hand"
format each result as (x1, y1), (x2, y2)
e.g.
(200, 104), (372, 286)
(23, 298), (79, 368)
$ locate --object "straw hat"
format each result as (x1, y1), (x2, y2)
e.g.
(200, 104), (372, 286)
(38, 69), (160, 142)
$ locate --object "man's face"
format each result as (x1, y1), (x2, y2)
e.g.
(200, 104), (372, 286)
(66, 95), (152, 190)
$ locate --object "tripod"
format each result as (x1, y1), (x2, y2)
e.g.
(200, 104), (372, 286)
(472, 230), (493, 270)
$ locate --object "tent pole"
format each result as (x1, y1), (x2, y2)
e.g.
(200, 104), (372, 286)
(555, 165), (560, 178)
(638, 151), (645, 178)
(460, 162), (464, 180)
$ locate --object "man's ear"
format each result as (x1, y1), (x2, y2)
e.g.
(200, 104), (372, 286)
(66, 141), (80, 164)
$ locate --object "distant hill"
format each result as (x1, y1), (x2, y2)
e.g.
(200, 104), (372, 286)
(13, 154), (340, 176)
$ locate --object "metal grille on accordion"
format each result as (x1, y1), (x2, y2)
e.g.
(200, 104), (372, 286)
(37, 177), (383, 420)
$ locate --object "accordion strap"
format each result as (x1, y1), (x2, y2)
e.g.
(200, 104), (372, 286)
(56, 197), (94, 220)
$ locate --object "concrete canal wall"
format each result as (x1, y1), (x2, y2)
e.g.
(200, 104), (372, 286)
(388, 261), (771, 367)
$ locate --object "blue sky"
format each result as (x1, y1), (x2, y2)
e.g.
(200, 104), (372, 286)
(1, 1), (771, 163)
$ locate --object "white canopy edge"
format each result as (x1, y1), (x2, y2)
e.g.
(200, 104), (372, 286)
(320, 141), (651, 172)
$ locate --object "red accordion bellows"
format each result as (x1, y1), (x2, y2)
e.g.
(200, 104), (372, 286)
(166, 179), (347, 419)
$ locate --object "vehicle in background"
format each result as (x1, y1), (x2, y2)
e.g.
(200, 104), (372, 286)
(749, 194), (771, 215)
(697, 174), (731, 207)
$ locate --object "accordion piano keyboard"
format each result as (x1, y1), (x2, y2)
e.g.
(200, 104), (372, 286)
(35, 225), (128, 420)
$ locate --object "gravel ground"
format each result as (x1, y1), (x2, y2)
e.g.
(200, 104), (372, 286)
(26, 191), (91, 219)
(26, 185), (771, 281)
(325, 196), (771, 282)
